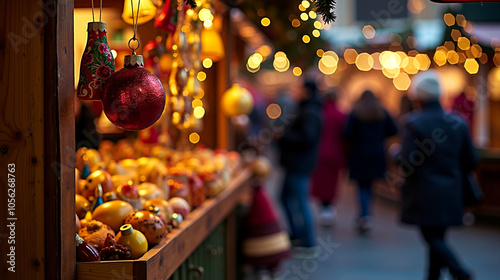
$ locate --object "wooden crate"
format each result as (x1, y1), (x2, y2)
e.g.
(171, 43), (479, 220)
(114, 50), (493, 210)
(77, 168), (253, 280)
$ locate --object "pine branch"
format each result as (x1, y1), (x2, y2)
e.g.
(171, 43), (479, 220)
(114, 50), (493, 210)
(315, 0), (336, 25)
(184, 0), (197, 9)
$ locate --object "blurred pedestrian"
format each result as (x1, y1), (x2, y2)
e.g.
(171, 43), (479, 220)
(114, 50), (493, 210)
(310, 90), (347, 226)
(344, 90), (398, 233)
(277, 80), (323, 256)
(396, 71), (477, 280)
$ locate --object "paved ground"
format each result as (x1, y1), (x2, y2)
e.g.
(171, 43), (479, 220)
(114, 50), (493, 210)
(262, 168), (500, 280)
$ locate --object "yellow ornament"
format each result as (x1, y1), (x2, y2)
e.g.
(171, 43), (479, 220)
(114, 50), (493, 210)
(221, 83), (254, 117)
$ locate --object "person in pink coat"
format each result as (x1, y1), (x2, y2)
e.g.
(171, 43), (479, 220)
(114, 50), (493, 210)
(310, 91), (347, 226)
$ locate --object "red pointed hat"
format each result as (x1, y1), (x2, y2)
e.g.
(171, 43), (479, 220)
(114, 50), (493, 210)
(242, 184), (291, 267)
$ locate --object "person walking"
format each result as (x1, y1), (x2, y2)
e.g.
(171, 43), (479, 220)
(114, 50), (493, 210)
(344, 90), (398, 233)
(277, 80), (323, 256)
(310, 90), (347, 226)
(396, 71), (477, 280)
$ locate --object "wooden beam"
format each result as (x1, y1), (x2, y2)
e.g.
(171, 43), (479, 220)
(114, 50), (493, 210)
(43, 0), (76, 279)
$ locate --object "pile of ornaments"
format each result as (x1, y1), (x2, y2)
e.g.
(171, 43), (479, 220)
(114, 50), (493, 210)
(75, 141), (242, 262)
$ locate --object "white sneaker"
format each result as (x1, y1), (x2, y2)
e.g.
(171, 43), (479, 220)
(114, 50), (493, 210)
(319, 207), (336, 227)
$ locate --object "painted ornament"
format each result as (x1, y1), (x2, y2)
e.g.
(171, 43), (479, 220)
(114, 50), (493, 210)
(77, 22), (115, 100)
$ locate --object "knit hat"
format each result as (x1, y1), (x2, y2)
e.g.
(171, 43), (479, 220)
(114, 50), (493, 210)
(242, 184), (291, 268)
(410, 70), (441, 102)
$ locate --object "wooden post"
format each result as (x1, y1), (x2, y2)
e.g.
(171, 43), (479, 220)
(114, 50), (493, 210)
(0, 0), (75, 279)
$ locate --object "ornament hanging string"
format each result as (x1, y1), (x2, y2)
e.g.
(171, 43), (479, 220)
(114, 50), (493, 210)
(91, 0), (103, 22)
(128, 0), (141, 54)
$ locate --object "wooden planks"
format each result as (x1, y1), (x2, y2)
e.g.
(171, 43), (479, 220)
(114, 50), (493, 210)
(76, 167), (252, 280)
(1, 1), (48, 279)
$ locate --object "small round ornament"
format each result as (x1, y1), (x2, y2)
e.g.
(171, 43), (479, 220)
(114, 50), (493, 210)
(102, 54), (166, 131)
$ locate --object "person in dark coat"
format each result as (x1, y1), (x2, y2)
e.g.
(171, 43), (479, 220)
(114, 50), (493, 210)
(395, 70), (477, 280)
(344, 90), (398, 233)
(310, 90), (347, 226)
(278, 80), (323, 253)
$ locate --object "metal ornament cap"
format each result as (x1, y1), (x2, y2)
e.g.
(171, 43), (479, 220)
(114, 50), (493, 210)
(124, 54), (144, 67)
(87, 21), (107, 32)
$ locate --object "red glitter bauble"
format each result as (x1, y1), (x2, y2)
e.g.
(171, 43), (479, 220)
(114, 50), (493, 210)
(102, 55), (165, 131)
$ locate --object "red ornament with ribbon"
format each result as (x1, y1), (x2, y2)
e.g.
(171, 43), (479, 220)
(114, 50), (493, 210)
(154, 0), (179, 33)
(101, 0), (166, 131)
(77, 0), (115, 100)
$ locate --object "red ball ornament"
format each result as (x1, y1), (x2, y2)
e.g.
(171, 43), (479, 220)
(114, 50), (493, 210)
(102, 55), (166, 131)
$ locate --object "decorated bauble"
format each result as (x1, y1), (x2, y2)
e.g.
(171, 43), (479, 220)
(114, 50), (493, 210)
(221, 83), (254, 117)
(102, 55), (165, 131)
(124, 210), (167, 246)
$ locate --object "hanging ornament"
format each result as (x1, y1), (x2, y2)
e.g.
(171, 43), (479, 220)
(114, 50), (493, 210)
(77, 0), (115, 100)
(221, 83), (254, 117)
(154, 0), (178, 33)
(102, 0), (165, 131)
(122, 0), (157, 25)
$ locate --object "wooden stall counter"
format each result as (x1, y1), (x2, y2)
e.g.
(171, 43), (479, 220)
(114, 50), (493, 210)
(77, 168), (253, 280)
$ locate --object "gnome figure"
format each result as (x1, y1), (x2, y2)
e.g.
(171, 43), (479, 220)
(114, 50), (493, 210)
(242, 183), (291, 278)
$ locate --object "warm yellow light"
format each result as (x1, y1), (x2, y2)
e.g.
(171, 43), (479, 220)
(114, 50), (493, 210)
(314, 21), (322, 29)
(193, 106), (205, 119)
(459, 52), (466, 63)
(192, 99), (203, 108)
(111, 49), (117, 59)
(202, 58), (213, 68)
(172, 112), (181, 124)
(380, 51), (401, 69)
(443, 13), (455, 26)
(189, 132), (200, 144)
(396, 51), (408, 68)
(344, 48), (358, 64)
(293, 67), (302, 76)
(302, 35), (311, 43)
(312, 29), (321, 38)
(309, 11), (317, 19)
(273, 53), (290, 72)
(203, 20), (213, 28)
(317, 49), (324, 57)
(247, 56), (260, 70)
(371, 52), (383, 70)
(403, 57), (419, 74)
(122, 0), (157, 25)
(362, 25), (376, 39)
(261, 17), (271, 27)
(493, 54), (500, 67)
(300, 13), (309, 21)
(299, 4), (306, 12)
(321, 55), (338, 68)
(451, 29), (461, 41)
(323, 51), (339, 64)
(318, 59), (337, 75)
(456, 14), (467, 27)
(256, 45), (272, 58)
(434, 50), (447, 66)
(408, 0), (425, 14)
(247, 62), (260, 73)
(382, 67), (400, 79)
(355, 52), (374, 72)
(201, 27), (224, 62)
(457, 37), (470, 50)
(447, 51), (459, 65)
(197, 71), (207, 81)
(275, 51), (287, 58)
(471, 44), (482, 58)
(301, 0), (310, 9)
(393, 73), (411, 91)
(199, 8), (213, 22)
(194, 88), (205, 99)
(415, 54), (431, 71)
(464, 58), (479, 74)
(266, 103), (282, 119)
(292, 19), (301, 27)
(181, 25), (190, 33)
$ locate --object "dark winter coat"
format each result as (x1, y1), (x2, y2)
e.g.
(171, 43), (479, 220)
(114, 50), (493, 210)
(278, 94), (323, 174)
(397, 101), (478, 227)
(344, 110), (398, 183)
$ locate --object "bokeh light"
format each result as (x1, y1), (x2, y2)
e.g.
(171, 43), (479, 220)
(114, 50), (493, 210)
(393, 73), (411, 91)
(344, 48), (358, 64)
(464, 58), (479, 74)
(266, 103), (282, 119)
(293, 67), (302, 76)
(362, 25), (376, 39)
(444, 13), (455, 26)
(355, 52), (374, 71)
(189, 132), (200, 144)
(202, 58), (213, 68)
